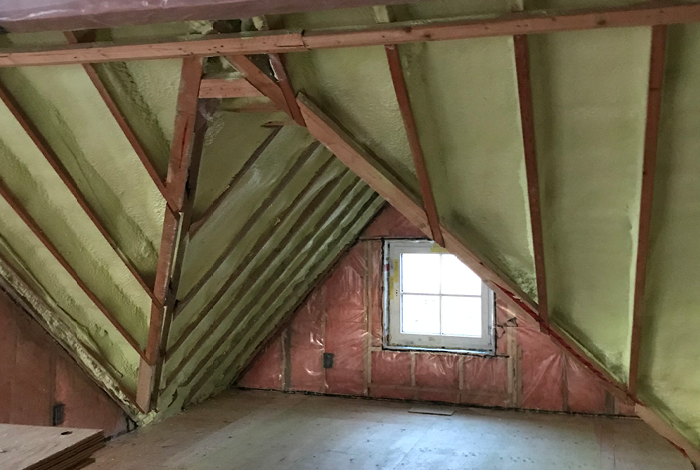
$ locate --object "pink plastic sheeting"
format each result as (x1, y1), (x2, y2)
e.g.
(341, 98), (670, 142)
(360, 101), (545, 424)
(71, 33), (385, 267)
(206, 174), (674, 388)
(0, 0), (417, 33)
(238, 205), (634, 417)
(236, 335), (282, 390)
(322, 244), (367, 396)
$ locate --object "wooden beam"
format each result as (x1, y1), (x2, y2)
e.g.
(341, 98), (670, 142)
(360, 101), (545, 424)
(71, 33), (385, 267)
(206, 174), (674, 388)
(268, 53), (306, 126)
(64, 31), (177, 213)
(384, 44), (444, 247)
(2, 3), (700, 66)
(137, 58), (205, 412)
(297, 93), (537, 311)
(199, 77), (264, 99)
(513, 34), (549, 326)
(0, 79), (161, 308)
(252, 17), (306, 126)
(629, 25), (667, 396)
(0, 178), (146, 361)
(168, 144), (329, 358)
(226, 55), (290, 114)
(189, 127), (282, 238)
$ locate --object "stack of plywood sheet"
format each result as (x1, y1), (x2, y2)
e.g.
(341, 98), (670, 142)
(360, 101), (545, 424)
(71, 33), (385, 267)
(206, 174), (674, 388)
(0, 424), (104, 469)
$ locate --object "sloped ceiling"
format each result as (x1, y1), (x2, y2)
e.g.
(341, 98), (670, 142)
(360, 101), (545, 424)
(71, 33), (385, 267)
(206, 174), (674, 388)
(0, 0), (699, 460)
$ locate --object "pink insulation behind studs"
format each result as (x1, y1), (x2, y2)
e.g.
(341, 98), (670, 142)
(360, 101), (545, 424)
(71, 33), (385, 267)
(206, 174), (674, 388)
(238, 206), (635, 417)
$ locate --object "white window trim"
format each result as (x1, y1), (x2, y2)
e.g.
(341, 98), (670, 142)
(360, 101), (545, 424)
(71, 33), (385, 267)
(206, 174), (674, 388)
(383, 239), (495, 354)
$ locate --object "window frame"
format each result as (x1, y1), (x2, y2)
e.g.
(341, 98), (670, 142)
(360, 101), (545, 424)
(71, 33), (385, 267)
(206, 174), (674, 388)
(383, 239), (495, 354)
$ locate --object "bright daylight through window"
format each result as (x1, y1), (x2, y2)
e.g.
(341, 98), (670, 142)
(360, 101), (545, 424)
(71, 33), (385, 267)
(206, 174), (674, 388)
(384, 240), (494, 353)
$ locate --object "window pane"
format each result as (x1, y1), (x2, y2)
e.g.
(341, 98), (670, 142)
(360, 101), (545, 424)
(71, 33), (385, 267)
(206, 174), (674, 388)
(440, 254), (482, 295)
(401, 253), (440, 294)
(441, 296), (482, 337)
(401, 294), (440, 335)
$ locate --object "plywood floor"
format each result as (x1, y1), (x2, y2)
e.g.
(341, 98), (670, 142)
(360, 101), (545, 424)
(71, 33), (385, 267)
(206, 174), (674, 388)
(88, 390), (692, 470)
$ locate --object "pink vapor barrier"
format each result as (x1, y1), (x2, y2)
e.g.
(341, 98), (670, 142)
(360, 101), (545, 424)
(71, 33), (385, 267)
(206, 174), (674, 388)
(238, 206), (636, 416)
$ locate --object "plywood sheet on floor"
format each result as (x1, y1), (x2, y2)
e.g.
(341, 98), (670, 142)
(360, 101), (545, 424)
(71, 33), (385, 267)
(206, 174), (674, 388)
(87, 390), (691, 469)
(0, 424), (104, 470)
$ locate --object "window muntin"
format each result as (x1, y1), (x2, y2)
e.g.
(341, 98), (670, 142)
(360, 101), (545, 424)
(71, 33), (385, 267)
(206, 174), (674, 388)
(384, 240), (495, 353)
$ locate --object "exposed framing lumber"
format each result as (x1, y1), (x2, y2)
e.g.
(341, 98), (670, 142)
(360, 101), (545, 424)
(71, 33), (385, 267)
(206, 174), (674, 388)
(297, 93), (537, 311)
(188, 127), (282, 238)
(168, 148), (334, 359)
(226, 55), (290, 114)
(384, 44), (444, 247)
(2, 2), (700, 66)
(0, 254), (143, 418)
(0, 178), (146, 361)
(176, 183), (375, 402)
(64, 31), (177, 212)
(253, 16), (306, 127)
(0, 80), (160, 308)
(138, 58), (206, 412)
(629, 25), (667, 396)
(513, 34), (549, 326)
(199, 77), (263, 99)
(188, 189), (382, 404)
(268, 53), (306, 126)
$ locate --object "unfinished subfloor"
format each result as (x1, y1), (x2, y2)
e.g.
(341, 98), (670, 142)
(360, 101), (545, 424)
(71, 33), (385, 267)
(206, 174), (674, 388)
(88, 390), (692, 469)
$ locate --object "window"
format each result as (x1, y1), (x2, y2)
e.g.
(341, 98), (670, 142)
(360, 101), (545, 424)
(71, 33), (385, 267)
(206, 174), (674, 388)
(384, 240), (495, 353)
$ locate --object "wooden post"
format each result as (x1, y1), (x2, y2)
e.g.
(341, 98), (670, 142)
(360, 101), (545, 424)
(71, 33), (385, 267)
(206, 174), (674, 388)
(136, 58), (207, 412)
(628, 25), (667, 396)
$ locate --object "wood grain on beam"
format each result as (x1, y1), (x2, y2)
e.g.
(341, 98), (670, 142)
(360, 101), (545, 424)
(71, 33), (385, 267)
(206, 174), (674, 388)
(252, 16), (306, 126)
(64, 31), (176, 212)
(138, 58), (205, 411)
(268, 54), (306, 126)
(3, 3), (700, 66)
(513, 34), (549, 326)
(629, 25), (667, 396)
(0, 178), (146, 361)
(226, 55), (290, 114)
(199, 77), (263, 98)
(297, 93), (537, 311)
(385, 44), (444, 247)
(0, 80), (161, 308)
(189, 127), (282, 238)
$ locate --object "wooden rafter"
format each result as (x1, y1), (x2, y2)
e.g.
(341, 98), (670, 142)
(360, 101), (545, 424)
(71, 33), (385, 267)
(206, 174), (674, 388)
(0, 80), (160, 308)
(252, 16), (306, 126)
(0, 178), (146, 361)
(199, 77), (263, 98)
(268, 53), (305, 126)
(189, 127), (282, 238)
(168, 143), (327, 358)
(137, 57), (206, 412)
(2, 2), (700, 66)
(297, 93), (537, 311)
(226, 55), (290, 114)
(513, 34), (549, 326)
(64, 31), (177, 212)
(384, 44), (444, 247)
(629, 25), (667, 396)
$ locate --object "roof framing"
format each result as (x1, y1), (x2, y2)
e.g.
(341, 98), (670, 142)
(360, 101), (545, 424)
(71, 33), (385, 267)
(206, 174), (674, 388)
(0, 177), (147, 361)
(1, 2), (700, 67)
(629, 24), (667, 396)
(0, 81), (161, 308)
(137, 58), (207, 412)
(384, 44), (444, 247)
(298, 93), (537, 311)
(64, 31), (177, 212)
(513, 34), (549, 326)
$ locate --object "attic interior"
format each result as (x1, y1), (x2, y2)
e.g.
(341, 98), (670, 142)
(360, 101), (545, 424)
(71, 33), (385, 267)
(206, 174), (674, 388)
(1, 0), (700, 468)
